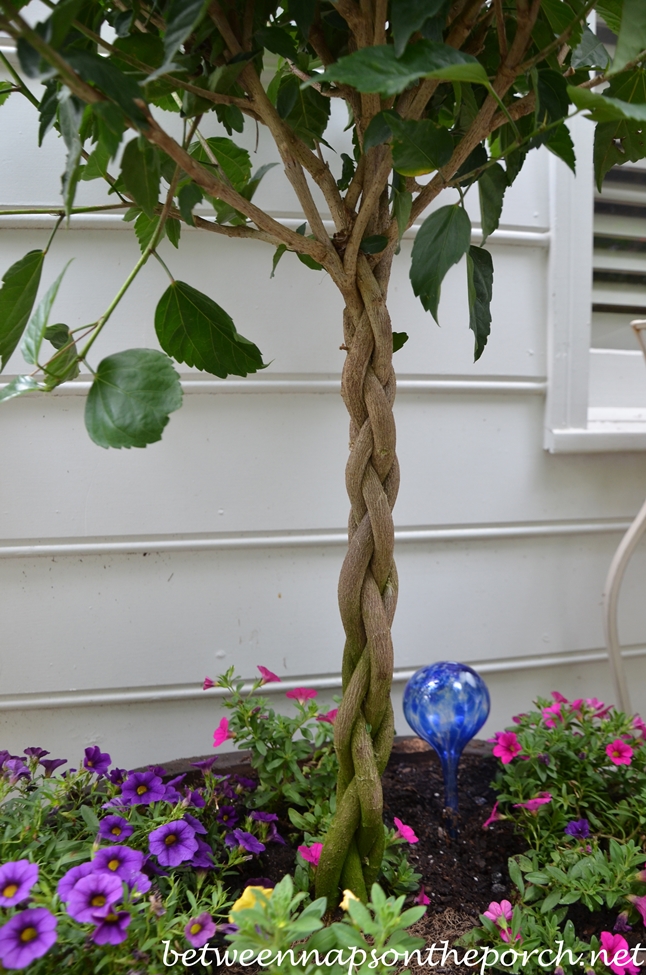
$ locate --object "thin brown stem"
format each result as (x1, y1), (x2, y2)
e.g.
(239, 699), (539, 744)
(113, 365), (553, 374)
(494, 0), (508, 59)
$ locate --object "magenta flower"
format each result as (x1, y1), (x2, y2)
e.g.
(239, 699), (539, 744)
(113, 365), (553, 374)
(213, 717), (234, 748)
(393, 817), (419, 843)
(257, 666), (281, 684)
(606, 740), (633, 766)
(98, 816), (133, 844)
(121, 771), (165, 805)
(57, 862), (95, 902)
(316, 709), (338, 724)
(627, 894), (646, 925)
(91, 910), (131, 946)
(542, 703), (563, 728)
(599, 932), (639, 975)
(93, 846), (144, 880)
(483, 900), (513, 923)
(83, 746), (111, 776)
(633, 715), (646, 737)
(203, 677), (215, 690)
(185, 912), (217, 948)
(482, 802), (501, 829)
(224, 830), (265, 854)
(297, 842), (323, 866)
(513, 793), (552, 813)
(67, 872), (123, 923)
(587, 697), (612, 717)
(551, 691), (568, 704)
(0, 861), (38, 907)
(0, 908), (57, 969)
(492, 732), (522, 764)
(285, 687), (317, 705)
(149, 821), (198, 868)
(415, 887), (430, 905)
(500, 929), (522, 943)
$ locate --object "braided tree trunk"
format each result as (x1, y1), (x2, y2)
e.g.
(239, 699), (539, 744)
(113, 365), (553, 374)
(316, 255), (398, 904)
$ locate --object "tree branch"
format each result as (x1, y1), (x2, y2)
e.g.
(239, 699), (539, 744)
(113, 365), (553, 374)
(344, 148), (392, 277)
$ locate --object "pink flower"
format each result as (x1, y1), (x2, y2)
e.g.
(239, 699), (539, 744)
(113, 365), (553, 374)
(297, 843), (323, 867)
(316, 709), (338, 724)
(415, 887), (430, 905)
(551, 691), (568, 704)
(257, 666), (280, 685)
(500, 929), (522, 943)
(285, 688), (317, 705)
(513, 792), (552, 813)
(511, 714), (526, 724)
(542, 703), (563, 729)
(599, 932), (639, 975)
(213, 717), (234, 748)
(628, 895), (646, 925)
(633, 715), (646, 737)
(393, 817), (418, 843)
(587, 698), (613, 718)
(606, 740), (633, 766)
(482, 801), (501, 829)
(203, 677), (215, 690)
(492, 732), (522, 765)
(483, 900), (513, 923)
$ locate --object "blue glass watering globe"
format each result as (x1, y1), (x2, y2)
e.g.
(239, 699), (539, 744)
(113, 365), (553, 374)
(403, 662), (490, 838)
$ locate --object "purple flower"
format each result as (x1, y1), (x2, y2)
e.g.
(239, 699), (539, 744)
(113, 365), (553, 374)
(148, 821), (198, 868)
(245, 877), (275, 889)
(190, 757), (218, 772)
(184, 789), (206, 808)
(0, 751), (11, 768)
(83, 746), (111, 776)
(162, 774), (187, 803)
(126, 872), (152, 896)
(216, 806), (239, 827)
(93, 846), (144, 880)
(141, 855), (168, 879)
(4, 760), (30, 784)
(57, 862), (95, 902)
(250, 811), (278, 823)
(225, 830), (265, 854)
(233, 776), (256, 792)
(190, 838), (215, 870)
(564, 819), (590, 839)
(0, 861), (39, 907)
(108, 768), (127, 786)
(91, 910), (131, 946)
(148, 765), (167, 777)
(67, 872), (123, 923)
(121, 771), (165, 805)
(185, 912), (216, 948)
(0, 908), (57, 968)
(98, 816), (133, 844)
(614, 912), (632, 933)
(183, 813), (206, 835)
(24, 747), (49, 760)
(267, 823), (286, 845)
(40, 758), (67, 777)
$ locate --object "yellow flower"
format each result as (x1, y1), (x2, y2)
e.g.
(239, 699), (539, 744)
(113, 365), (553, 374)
(340, 889), (359, 911)
(229, 886), (274, 920)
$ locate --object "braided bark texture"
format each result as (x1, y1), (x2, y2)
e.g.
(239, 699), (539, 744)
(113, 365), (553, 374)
(315, 256), (399, 904)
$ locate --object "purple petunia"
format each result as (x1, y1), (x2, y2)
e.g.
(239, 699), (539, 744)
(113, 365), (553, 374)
(93, 846), (145, 880)
(216, 806), (239, 827)
(162, 774), (186, 804)
(98, 816), (134, 844)
(108, 768), (127, 786)
(4, 760), (30, 784)
(0, 861), (39, 907)
(39, 758), (67, 777)
(24, 747), (49, 761)
(91, 910), (131, 946)
(120, 771), (165, 805)
(57, 862), (96, 902)
(0, 907), (57, 969)
(184, 789), (206, 808)
(148, 821), (198, 868)
(185, 912), (216, 948)
(83, 746), (111, 776)
(267, 823), (286, 845)
(189, 838), (215, 870)
(183, 813), (206, 835)
(189, 757), (218, 772)
(224, 830), (265, 854)
(250, 811), (278, 823)
(233, 776), (256, 793)
(564, 819), (590, 839)
(67, 872), (123, 923)
(126, 872), (152, 896)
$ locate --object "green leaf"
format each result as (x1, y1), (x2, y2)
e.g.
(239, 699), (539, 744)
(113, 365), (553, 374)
(315, 41), (488, 97)
(612, 0), (646, 74)
(580, 71), (646, 189)
(66, 51), (148, 129)
(467, 246), (493, 362)
(596, 0), (622, 33)
(567, 83), (646, 123)
(336, 153), (355, 191)
(536, 69), (569, 123)
(92, 102), (126, 159)
(42, 323), (80, 388)
(21, 262), (71, 366)
(478, 163), (507, 243)
(544, 122), (576, 174)
(38, 80), (59, 145)
(393, 188), (412, 247)
(166, 218), (181, 248)
(393, 331), (409, 353)
(58, 93), (84, 215)
(178, 183), (203, 225)
(79, 804), (100, 832)
(190, 137), (252, 192)
(45, 0), (83, 48)
(363, 110), (398, 150)
(85, 349), (183, 449)
(0, 83), (12, 109)
(508, 858), (525, 897)
(133, 212), (162, 253)
(270, 244), (287, 278)
(410, 205), (471, 323)
(541, 890), (563, 913)
(278, 76), (330, 147)
(80, 142), (111, 182)
(389, 117), (453, 176)
(0, 375), (43, 403)
(240, 163), (279, 202)
(391, 0), (447, 57)
(148, 0), (210, 80)
(288, 0), (316, 40)
(155, 281), (265, 378)
(0, 250), (45, 371)
(571, 27), (610, 71)
(360, 235), (388, 254)
(541, 0), (583, 49)
(120, 138), (161, 218)
(255, 26), (298, 61)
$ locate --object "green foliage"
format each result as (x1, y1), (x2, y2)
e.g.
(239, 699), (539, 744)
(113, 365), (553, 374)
(467, 245), (493, 362)
(85, 349), (183, 448)
(478, 163), (508, 243)
(120, 138), (161, 218)
(20, 261), (71, 366)
(0, 250), (45, 371)
(410, 205), (472, 323)
(612, 0), (646, 74)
